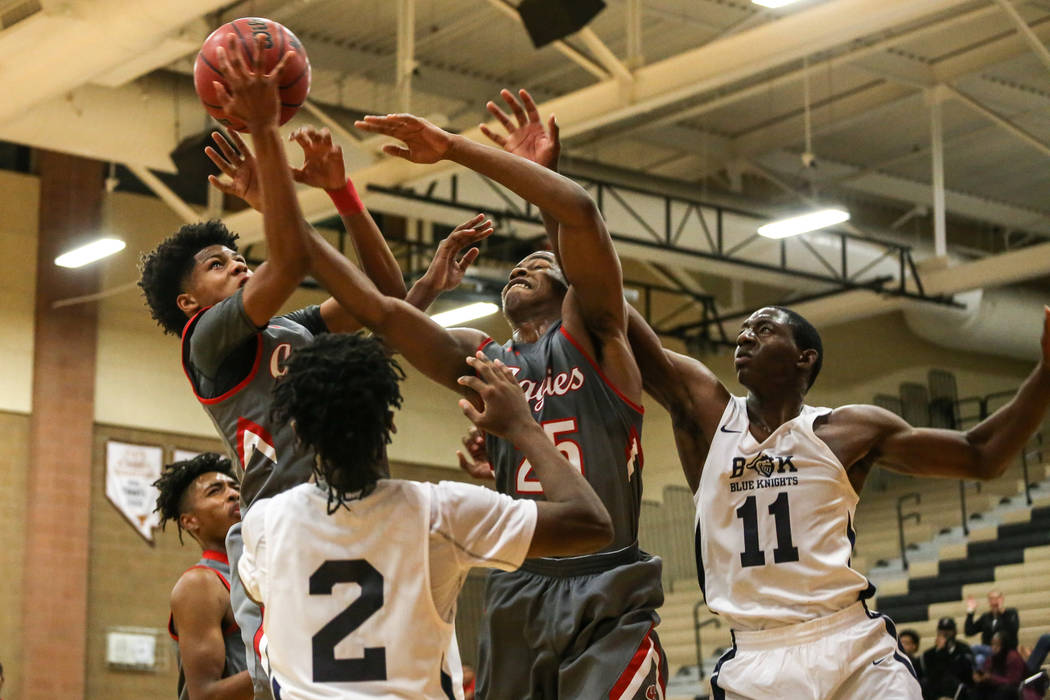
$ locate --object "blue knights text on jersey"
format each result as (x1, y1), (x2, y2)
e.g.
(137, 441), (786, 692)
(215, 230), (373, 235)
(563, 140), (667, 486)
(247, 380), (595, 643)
(694, 396), (873, 630)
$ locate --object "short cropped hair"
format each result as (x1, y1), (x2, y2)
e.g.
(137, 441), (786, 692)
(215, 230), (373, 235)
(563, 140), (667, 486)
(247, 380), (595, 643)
(899, 629), (919, 647)
(771, 306), (823, 390)
(271, 333), (404, 512)
(139, 221), (239, 335)
(153, 452), (237, 543)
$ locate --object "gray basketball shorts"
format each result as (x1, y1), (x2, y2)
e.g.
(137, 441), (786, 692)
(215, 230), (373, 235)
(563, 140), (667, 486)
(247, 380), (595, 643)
(477, 543), (667, 700)
(226, 522), (275, 700)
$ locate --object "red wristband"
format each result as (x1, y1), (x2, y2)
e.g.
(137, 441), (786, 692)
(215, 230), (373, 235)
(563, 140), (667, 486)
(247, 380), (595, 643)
(326, 178), (364, 215)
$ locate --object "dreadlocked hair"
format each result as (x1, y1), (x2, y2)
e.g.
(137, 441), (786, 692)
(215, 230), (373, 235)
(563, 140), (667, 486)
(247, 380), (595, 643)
(138, 220), (240, 335)
(153, 452), (237, 544)
(270, 333), (405, 512)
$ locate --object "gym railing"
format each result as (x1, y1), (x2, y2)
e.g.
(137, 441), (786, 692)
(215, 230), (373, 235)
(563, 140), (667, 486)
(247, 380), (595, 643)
(693, 601), (721, 679)
(897, 492), (921, 570)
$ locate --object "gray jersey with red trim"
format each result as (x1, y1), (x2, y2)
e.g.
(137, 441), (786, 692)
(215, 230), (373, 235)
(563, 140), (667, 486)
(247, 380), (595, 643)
(181, 293), (323, 507)
(169, 552), (247, 700)
(481, 320), (644, 553)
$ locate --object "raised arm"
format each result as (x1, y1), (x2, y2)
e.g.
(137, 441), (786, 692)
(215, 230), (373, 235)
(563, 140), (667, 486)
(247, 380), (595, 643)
(832, 307), (1050, 482)
(170, 570), (253, 700)
(213, 34), (309, 328)
(457, 352), (612, 556)
(303, 225), (487, 396)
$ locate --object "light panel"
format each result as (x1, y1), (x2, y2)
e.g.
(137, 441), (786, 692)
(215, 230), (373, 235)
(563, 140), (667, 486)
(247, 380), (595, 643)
(429, 302), (499, 328)
(55, 238), (126, 268)
(752, 0), (803, 7)
(757, 209), (850, 239)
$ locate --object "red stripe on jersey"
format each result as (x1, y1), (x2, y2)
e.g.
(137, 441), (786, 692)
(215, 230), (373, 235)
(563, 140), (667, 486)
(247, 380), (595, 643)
(253, 605), (266, 661)
(180, 305), (264, 405)
(558, 326), (644, 415)
(609, 627), (655, 699)
(201, 549), (230, 566)
(477, 337), (494, 353)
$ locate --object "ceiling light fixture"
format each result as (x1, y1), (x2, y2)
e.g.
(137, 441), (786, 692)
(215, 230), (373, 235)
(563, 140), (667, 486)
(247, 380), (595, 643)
(429, 302), (499, 328)
(757, 208), (850, 239)
(54, 237), (126, 268)
(751, 0), (803, 7)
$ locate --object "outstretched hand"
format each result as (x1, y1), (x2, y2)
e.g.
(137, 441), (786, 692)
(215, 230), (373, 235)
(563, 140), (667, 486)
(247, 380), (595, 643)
(213, 33), (293, 130)
(457, 352), (534, 441)
(419, 214), (494, 293)
(289, 127), (347, 190)
(457, 426), (495, 481)
(480, 88), (560, 171)
(205, 129), (261, 211)
(354, 114), (453, 164)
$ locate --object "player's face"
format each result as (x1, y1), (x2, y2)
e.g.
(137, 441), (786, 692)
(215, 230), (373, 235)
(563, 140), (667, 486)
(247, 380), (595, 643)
(734, 308), (801, 390)
(501, 252), (565, 315)
(177, 245), (252, 318)
(183, 472), (241, 543)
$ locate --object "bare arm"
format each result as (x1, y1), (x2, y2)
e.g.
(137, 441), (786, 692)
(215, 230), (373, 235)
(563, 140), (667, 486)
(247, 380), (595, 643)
(170, 570), (253, 700)
(829, 308), (1050, 481)
(213, 34), (310, 328)
(304, 227), (487, 395)
(458, 352), (613, 556)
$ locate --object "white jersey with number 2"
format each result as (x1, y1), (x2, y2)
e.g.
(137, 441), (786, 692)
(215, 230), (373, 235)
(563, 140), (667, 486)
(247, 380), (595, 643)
(695, 395), (872, 631)
(239, 479), (537, 699)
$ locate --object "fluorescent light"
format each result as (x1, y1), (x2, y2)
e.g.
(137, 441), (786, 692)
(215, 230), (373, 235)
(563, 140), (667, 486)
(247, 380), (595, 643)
(55, 237), (126, 268)
(429, 302), (499, 328)
(758, 208), (850, 239)
(752, 0), (802, 7)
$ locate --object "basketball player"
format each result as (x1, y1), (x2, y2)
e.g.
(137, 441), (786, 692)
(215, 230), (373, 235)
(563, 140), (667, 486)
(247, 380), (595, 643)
(474, 88), (1050, 699)
(139, 35), (489, 698)
(237, 334), (613, 699)
(292, 111), (666, 699)
(154, 453), (250, 700)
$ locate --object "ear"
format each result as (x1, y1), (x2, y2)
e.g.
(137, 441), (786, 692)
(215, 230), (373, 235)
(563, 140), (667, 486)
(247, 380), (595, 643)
(178, 511), (198, 536)
(797, 348), (818, 371)
(176, 291), (199, 317)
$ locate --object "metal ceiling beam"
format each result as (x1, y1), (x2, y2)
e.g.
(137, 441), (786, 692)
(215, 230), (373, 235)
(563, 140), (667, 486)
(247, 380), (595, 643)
(576, 28), (634, 84)
(946, 85), (1050, 159)
(990, 0), (1050, 74)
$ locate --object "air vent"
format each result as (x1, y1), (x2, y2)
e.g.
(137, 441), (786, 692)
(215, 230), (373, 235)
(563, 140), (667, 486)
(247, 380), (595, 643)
(1, 0), (42, 31)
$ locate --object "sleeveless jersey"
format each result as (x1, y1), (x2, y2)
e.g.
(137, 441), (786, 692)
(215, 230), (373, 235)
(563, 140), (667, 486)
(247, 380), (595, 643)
(481, 321), (644, 554)
(168, 550), (247, 700)
(695, 396), (873, 630)
(243, 481), (479, 700)
(181, 306), (319, 507)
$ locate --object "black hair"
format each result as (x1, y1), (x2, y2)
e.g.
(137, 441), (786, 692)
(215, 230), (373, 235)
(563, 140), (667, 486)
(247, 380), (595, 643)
(899, 629), (919, 647)
(138, 220), (240, 335)
(270, 333), (404, 512)
(153, 452), (237, 544)
(771, 306), (823, 391)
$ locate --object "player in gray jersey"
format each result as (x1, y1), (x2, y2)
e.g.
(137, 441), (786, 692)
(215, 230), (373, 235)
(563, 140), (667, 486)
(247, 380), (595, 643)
(154, 453), (250, 700)
(293, 108), (666, 699)
(139, 34), (489, 698)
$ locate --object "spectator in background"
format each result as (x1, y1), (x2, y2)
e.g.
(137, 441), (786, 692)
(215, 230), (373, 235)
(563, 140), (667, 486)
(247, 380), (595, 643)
(967, 590), (1020, 655)
(973, 631), (1025, 699)
(923, 617), (975, 700)
(901, 629), (925, 682)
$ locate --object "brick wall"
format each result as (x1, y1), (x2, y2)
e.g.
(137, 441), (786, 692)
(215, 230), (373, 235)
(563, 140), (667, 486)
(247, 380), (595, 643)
(0, 411), (29, 700)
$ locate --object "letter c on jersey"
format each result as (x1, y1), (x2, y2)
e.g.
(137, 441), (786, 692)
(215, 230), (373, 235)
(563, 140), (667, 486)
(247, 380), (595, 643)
(270, 343), (292, 378)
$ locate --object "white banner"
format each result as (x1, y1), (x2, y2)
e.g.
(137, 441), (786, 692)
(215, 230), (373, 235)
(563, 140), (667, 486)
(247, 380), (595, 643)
(173, 448), (201, 463)
(106, 440), (164, 542)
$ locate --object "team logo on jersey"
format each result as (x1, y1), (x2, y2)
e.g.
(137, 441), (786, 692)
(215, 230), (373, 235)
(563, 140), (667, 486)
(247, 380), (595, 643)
(507, 365), (586, 411)
(730, 452), (797, 479)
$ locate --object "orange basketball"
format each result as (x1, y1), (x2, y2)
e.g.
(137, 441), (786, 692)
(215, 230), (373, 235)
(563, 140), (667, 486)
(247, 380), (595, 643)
(193, 17), (311, 132)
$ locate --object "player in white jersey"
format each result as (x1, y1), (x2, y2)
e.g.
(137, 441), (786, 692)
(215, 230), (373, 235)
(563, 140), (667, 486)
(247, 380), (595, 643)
(237, 333), (613, 700)
(624, 304), (1050, 699)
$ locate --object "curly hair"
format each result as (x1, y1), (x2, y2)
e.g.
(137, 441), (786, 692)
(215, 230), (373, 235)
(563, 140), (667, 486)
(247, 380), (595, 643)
(770, 306), (823, 391)
(271, 333), (405, 512)
(138, 221), (240, 335)
(153, 452), (237, 543)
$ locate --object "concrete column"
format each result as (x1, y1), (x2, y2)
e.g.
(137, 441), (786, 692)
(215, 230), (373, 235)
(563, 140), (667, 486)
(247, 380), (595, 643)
(21, 151), (103, 700)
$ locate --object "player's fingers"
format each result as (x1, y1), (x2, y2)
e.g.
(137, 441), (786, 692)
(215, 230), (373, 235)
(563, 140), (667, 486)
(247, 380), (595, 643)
(225, 128), (250, 157)
(215, 44), (234, 77)
(479, 124), (506, 148)
(381, 144), (411, 160)
(290, 168), (307, 183)
(458, 401), (483, 425)
(519, 89), (541, 124)
(548, 114), (560, 143)
(453, 213), (486, 232)
(204, 147), (237, 177)
(207, 174), (235, 196)
(485, 101), (515, 133)
(211, 132), (240, 163)
(319, 127), (333, 146)
(213, 81), (233, 108)
(501, 88), (527, 127)
(457, 374), (488, 394)
(225, 34), (249, 77)
(266, 50), (293, 81)
(457, 247), (480, 269)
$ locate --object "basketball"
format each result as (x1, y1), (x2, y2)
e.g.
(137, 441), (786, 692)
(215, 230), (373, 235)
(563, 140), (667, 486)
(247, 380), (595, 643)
(193, 17), (311, 132)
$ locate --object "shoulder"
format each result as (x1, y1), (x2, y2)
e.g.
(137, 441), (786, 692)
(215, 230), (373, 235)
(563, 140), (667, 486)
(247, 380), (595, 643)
(171, 567), (226, 609)
(826, 403), (905, 432)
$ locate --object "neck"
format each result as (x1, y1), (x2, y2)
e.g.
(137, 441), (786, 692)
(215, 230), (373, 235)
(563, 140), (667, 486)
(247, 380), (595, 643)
(509, 313), (560, 344)
(198, 536), (227, 554)
(745, 391), (806, 437)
